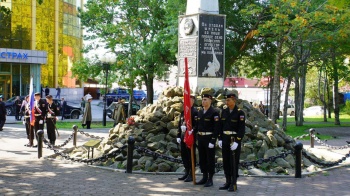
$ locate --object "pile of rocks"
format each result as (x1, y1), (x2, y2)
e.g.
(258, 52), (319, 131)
(67, 86), (318, 175)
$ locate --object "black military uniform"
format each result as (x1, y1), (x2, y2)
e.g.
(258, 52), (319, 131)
(46, 95), (59, 145)
(23, 97), (34, 147)
(177, 104), (198, 182)
(0, 95), (6, 131)
(34, 93), (46, 144)
(196, 94), (220, 187)
(218, 94), (245, 192)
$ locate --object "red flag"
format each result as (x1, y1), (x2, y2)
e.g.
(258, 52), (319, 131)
(183, 58), (193, 149)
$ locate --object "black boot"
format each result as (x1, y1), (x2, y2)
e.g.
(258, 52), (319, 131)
(184, 171), (193, 182)
(204, 173), (214, 187)
(196, 173), (208, 185)
(219, 175), (231, 190)
(228, 183), (237, 192)
(178, 170), (189, 180)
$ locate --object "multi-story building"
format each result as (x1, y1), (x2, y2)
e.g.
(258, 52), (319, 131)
(0, 0), (82, 100)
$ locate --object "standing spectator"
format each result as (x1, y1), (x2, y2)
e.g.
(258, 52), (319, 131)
(55, 86), (61, 99)
(80, 97), (85, 114)
(14, 96), (22, 121)
(258, 101), (265, 114)
(44, 86), (50, 96)
(82, 94), (92, 129)
(140, 97), (147, 109)
(217, 93), (245, 192)
(0, 95), (6, 131)
(46, 95), (59, 146)
(195, 94), (220, 187)
(60, 97), (67, 120)
(96, 88), (100, 100)
(108, 98), (125, 127)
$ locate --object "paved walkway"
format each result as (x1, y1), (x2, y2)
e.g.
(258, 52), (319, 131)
(1, 124), (350, 195)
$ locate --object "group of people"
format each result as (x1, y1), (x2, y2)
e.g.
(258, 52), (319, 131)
(22, 93), (60, 147)
(177, 93), (245, 192)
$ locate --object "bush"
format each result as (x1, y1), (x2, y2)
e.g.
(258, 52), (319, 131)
(345, 100), (350, 115)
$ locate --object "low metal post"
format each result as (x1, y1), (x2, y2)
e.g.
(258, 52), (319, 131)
(126, 136), (135, 173)
(309, 128), (315, 148)
(73, 125), (78, 147)
(37, 130), (44, 159)
(294, 142), (303, 178)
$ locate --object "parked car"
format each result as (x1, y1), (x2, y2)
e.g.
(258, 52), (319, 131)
(279, 104), (295, 116)
(46, 98), (82, 119)
(107, 102), (140, 118)
(303, 106), (327, 116)
(5, 96), (26, 116)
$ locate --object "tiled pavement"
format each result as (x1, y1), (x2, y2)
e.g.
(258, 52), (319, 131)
(1, 124), (350, 196)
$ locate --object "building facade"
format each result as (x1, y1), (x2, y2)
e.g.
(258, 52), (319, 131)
(0, 0), (82, 100)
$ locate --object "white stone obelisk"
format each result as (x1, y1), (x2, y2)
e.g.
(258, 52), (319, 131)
(178, 0), (225, 93)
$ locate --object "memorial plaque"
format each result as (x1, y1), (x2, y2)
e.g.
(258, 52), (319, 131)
(198, 14), (225, 78)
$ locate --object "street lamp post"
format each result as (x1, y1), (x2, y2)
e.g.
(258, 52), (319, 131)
(100, 54), (116, 126)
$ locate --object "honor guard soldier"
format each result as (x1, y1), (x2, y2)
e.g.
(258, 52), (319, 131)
(177, 95), (198, 182)
(46, 95), (59, 146)
(218, 93), (245, 192)
(196, 94), (220, 187)
(34, 92), (47, 147)
(23, 96), (34, 147)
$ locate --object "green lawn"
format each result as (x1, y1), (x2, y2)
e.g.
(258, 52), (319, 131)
(278, 114), (350, 140)
(55, 121), (115, 130)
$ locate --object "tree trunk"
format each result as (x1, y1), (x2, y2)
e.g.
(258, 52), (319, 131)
(318, 67), (327, 122)
(145, 75), (154, 104)
(282, 75), (292, 131)
(271, 40), (282, 124)
(331, 48), (340, 125)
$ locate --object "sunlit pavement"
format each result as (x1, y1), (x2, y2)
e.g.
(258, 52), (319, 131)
(1, 124), (350, 195)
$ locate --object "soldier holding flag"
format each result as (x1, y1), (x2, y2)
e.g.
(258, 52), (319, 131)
(177, 95), (198, 182)
(217, 93), (245, 192)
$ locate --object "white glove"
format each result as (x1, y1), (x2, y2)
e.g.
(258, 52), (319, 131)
(218, 140), (222, 148)
(181, 125), (186, 132)
(188, 129), (193, 135)
(208, 143), (214, 148)
(230, 142), (238, 151)
(177, 138), (181, 144)
(39, 120), (43, 124)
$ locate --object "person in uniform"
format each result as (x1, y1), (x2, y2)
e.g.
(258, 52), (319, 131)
(195, 94), (220, 187)
(34, 92), (47, 147)
(15, 96), (22, 121)
(217, 93), (245, 192)
(176, 95), (198, 182)
(0, 95), (6, 131)
(108, 98), (126, 127)
(82, 94), (92, 129)
(46, 95), (59, 146)
(23, 96), (34, 147)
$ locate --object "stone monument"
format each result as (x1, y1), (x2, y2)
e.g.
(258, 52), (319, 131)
(177, 0), (225, 93)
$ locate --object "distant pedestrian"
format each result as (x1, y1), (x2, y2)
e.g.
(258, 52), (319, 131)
(60, 97), (67, 120)
(55, 86), (61, 99)
(14, 96), (22, 121)
(140, 97), (147, 109)
(108, 98), (125, 127)
(258, 101), (265, 114)
(44, 86), (50, 96)
(82, 94), (92, 129)
(96, 88), (100, 99)
(80, 97), (85, 114)
(0, 95), (6, 131)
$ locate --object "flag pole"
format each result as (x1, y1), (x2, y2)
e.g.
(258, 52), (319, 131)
(184, 57), (196, 185)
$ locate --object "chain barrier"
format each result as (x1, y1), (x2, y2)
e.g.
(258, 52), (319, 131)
(302, 149), (350, 167)
(310, 134), (350, 150)
(53, 131), (75, 148)
(77, 129), (105, 140)
(239, 151), (294, 168)
(294, 133), (310, 140)
(135, 146), (183, 164)
(43, 137), (126, 164)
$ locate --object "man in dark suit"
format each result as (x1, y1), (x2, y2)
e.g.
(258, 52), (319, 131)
(60, 97), (67, 120)
(0, 95), (6, 131)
